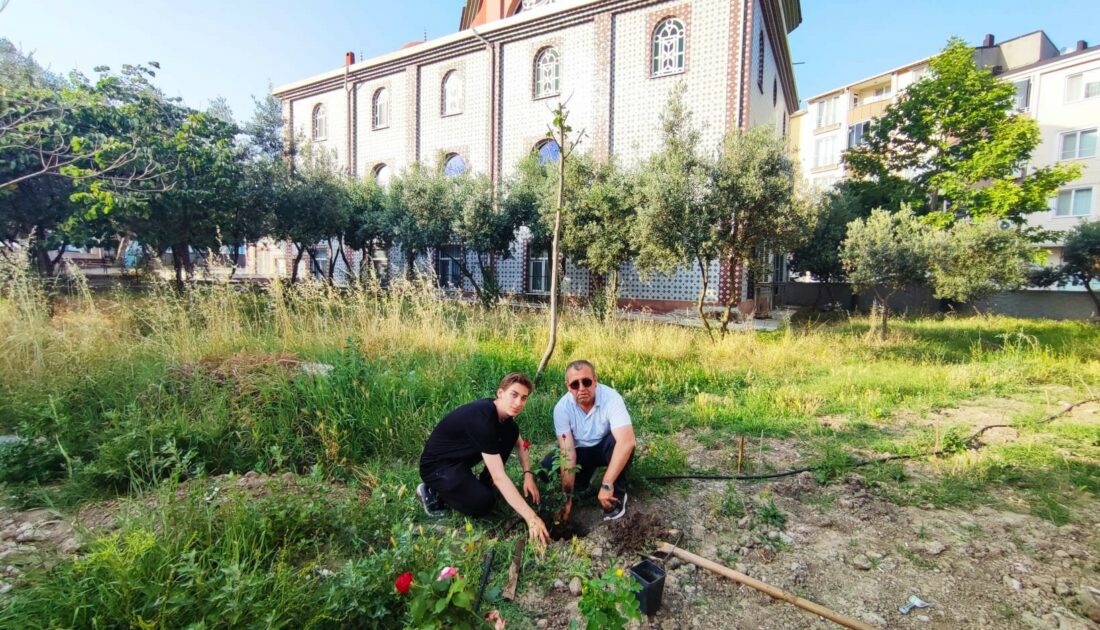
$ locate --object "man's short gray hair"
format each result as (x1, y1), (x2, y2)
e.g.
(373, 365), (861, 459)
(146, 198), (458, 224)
(565, 359), (596, 377)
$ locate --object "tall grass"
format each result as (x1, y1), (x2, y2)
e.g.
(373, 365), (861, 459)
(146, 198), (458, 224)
(1, 260), (1098, 626)
(2, 257), (1098, 497)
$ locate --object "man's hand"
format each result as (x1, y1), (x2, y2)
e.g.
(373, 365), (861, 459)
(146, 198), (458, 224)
(528, 516), (550, 551)
(522, 473), (540, 505)
(556, 496), (573, 523)
(598, 484), (617, 510)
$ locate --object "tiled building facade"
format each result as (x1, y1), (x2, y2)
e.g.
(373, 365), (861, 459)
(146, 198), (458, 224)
(274, 0), (802, 310)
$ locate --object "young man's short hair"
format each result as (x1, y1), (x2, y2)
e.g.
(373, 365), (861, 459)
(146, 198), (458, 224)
(498, 372), (534, 394)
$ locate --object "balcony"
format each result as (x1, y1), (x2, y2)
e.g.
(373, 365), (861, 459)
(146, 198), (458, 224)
(847, 100), (891, 125)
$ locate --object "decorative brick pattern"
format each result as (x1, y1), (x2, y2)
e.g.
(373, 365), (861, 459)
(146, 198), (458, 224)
(499, 21), (595, 180)
(611, 0), (731, 166)
(357, 74), (409, 177)
(421, 51), (493, 174)
(291, 90), (348, 165)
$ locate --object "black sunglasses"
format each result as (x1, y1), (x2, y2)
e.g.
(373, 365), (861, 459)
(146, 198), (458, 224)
(568, 378), (593, 390)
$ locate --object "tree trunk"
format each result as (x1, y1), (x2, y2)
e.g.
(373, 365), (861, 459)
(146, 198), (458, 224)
(454, 251), (484, 303)
(290, 244), (305, 283)
(718, 255), (739, 335)
(171, 246), (186, 292)
(536, 144), (566, 382)
(1082, 277), (1100, 321)
(606, 268), (620, 319)
(697, 256), (715, 340)
(405, 249), (416, 282)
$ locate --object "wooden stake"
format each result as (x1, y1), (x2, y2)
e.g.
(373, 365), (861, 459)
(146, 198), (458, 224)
(502, 536), (527, 601)
(736, 435), (746, 473)
(656, 542), (877, 630)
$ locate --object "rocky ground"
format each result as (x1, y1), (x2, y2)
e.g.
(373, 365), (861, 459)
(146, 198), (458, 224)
(0, 396), (1097, 629)
(518, 395), (1100, 630)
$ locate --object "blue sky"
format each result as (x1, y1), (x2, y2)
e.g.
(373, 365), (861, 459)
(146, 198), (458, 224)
(2, 0), (1097, 120)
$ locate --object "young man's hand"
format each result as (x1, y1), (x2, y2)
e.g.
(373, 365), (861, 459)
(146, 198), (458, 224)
(522, 474), (540, 505)
(528, 516), (550, 550)
(556, 496), (573, 523)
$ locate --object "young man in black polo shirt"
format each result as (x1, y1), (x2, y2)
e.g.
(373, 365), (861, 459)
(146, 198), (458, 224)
(417, 372), (550, 548)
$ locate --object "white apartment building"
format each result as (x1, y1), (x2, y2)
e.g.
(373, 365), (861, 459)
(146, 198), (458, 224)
(272, 0), (803, 311)
(789, 31), (1099, 292)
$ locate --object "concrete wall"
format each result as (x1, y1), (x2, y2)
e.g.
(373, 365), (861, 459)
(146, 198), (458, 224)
(781, 283), (1099, 320)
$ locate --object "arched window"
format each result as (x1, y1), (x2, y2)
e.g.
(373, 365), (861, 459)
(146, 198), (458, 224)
(372, 163), (391, 186)
(444, 153), (467, 177)
(442, 71), (463, 116)
(311, 103), (327, 140)
(533, 47), (560, 99)
(372, 88), (390, 129)
(536, 139), (560, 165)
(651, 18), (685, 77)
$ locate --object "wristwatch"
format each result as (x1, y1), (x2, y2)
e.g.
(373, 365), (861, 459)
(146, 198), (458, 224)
(601, 482), (613, 492)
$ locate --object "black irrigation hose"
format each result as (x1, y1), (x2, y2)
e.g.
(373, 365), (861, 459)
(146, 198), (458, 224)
(473, 549), (495, 613)
(643, 397), (1098, 483)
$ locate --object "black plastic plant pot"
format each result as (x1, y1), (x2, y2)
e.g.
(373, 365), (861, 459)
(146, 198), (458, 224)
(630, 559), (666, 616)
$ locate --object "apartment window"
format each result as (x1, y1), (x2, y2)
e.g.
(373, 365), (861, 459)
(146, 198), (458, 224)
(442, 70), (463, 116)
(815, 95), (839, 129)
(813, 136), (837, 168)
(372, 163), (392, 187)
(436, 245), (464, 288)
(1011, 78), (1031, 111)
(527, 247), (551, 293)
(533, 47), (561, 99)
(1055, 187), (1093, 217)
(311, 104), (326, 140)
(757, 30), (765, 93)
(848, 120), (871, 148)
(1060, 129), (1097, 160)
(444, 153), (467, 177)
(372, 88), (390, 129)
(536, 139), (560, 165)
(651, 18), (685, 77)
(866, 84), (892, 104)
(1065, 71), (1100, 102)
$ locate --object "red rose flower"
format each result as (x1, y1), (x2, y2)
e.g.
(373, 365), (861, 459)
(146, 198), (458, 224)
(395, 571), (413, 594)
(522, 440), (531, 450)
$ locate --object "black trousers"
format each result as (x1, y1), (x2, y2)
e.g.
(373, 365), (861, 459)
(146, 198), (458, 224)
(540, 432), (632, 495)
(420, 422), (519, 517)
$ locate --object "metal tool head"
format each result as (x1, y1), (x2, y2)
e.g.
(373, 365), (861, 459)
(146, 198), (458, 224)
(898, 595), (931, 614)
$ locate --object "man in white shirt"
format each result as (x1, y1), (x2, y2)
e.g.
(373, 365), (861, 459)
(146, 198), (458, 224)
(541, 360), (636, 521)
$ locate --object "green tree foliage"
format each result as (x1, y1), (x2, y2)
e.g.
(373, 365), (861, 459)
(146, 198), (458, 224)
(788, 184), (868, 304)
(389, 161), (455, 281)
(451, 172), (523, 305)
(558, 154), (637, 318)
(244, 87), (284, 160)
(931, 219), (1035, 309)
(272, 145), (351, 283)
(1035, 221), (1100, 318)
(500, 153), (554, 248)
(841, 206), (935, 336)
(845, 38), (1080, 226)
(634, 84), (719, 335)
(344, 175), (397, 283)
(710, 124), (812, 332)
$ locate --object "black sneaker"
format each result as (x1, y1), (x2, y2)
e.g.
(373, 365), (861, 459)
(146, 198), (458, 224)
(602, 489), (628, 521)
(416, 482), (448, 517)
